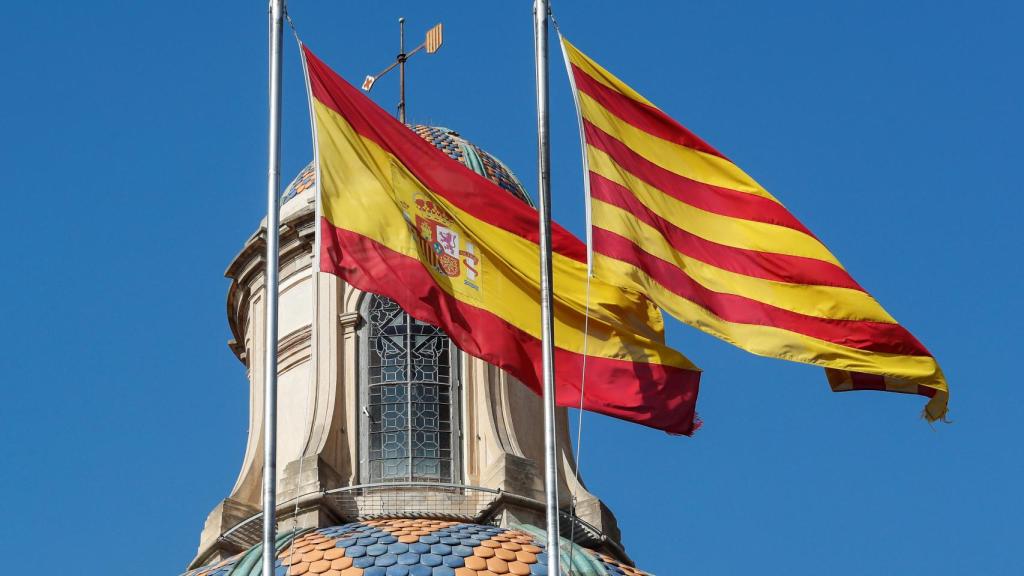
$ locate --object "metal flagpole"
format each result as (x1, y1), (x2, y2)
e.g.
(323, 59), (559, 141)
(533, 1), (562, 574)
(262, 1), (284, 576)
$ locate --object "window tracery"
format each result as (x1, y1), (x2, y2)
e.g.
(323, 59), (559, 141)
(360, 295), (459, 483)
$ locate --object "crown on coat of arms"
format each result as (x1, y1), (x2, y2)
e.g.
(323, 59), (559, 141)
(413, 195), (454, 225)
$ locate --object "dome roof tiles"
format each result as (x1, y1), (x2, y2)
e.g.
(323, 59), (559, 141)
(183, 519), (653, 576)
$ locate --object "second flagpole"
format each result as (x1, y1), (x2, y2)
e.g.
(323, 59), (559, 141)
(262, 1), (284, 576)
(533, 1), (563, 575)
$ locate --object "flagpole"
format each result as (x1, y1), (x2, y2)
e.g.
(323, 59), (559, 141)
(533, 1), (562, 574)
(262, 1), (284, 576)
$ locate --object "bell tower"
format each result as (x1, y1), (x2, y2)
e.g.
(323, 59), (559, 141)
(189, 129), (628, 571)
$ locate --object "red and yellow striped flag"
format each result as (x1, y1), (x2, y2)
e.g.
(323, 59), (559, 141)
(425, 23), (443, 54)
(303, 46), (703, 434)
(560, 36), (949, 421)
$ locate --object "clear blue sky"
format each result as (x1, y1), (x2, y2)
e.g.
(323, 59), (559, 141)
(1, 1), (1019, 574)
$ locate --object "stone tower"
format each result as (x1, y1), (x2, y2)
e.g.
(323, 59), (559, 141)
(185, 127), (652, 576)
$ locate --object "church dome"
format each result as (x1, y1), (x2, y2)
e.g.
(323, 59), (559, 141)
(280, 125), (532, 206)
(183, 518), (652, 576)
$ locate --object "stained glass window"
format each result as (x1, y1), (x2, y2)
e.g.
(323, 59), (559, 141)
(361, 295), (458, 483)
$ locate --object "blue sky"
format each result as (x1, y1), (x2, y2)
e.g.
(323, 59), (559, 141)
(1, 1), (1020, 574)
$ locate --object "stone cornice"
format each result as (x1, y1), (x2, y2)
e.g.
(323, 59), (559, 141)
(278, 325), (312, 375)
(224, 201), (316, 364)
(338, 311), (361, 329)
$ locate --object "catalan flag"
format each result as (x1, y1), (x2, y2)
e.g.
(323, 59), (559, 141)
(303, 46), (703, 434)
(559, 36), (949, 421)
(425, 23), (443, 54)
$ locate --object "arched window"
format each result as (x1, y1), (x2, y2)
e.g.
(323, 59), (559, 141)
(359, 295), (460, 483)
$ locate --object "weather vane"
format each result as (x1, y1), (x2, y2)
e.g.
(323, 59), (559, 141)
(362, 18), (443, 123)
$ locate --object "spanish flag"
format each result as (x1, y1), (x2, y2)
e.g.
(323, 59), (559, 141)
(303, 46), (702, 434)
(559, 36), (949, 421)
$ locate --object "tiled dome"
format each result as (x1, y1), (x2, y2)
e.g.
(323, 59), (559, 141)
(183, 519), (652, 576)
(281, 125), (532, 206)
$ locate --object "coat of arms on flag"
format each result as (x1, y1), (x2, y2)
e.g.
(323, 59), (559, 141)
(410, 194), (462, 279)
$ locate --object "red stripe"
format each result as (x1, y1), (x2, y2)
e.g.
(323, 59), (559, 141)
(594, 228), (932, 357)
(590, 173), (864, 291)
(304, 47), (587, 264)
(571, 63), (726, 159)
(584, 120), (816, 236)
(847, 372), (887, 391)
(321, 218), (701, 435)
(828, 369), (938, 399)
(846, 373), (938, 398)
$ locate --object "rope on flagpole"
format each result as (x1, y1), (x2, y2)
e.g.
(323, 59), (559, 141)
(550, 7), (601, 573)
(548, 7), (581, 569)
(285, 8), (300, 42)
(280, 9), (321, 570)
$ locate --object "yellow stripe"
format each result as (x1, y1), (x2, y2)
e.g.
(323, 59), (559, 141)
(564, 35), (773, 202)
(588, 147), (843, 266)
(579, 91), (780, 202)
(561, 36), (656, 109)
(593, 200), (897, 323)
(563, 36), (949, 419)
(594, 252), (946, 394)
(314, 100), (698, 371)
(827, 368), (948, 421)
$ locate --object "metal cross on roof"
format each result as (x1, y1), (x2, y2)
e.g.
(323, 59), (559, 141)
(362, 19), (444, 123)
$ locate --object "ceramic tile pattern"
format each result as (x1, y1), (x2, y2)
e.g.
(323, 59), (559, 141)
(281, 125), (532, 206)
(183, 553), (244, 576)
(183, 519), (652, 576)
(281, 162), (317, 205)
